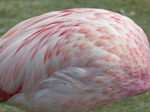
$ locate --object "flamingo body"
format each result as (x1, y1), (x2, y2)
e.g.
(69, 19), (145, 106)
(0, 8), (150, 112)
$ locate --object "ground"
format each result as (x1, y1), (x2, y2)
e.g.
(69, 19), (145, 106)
(0, 0), (150, 112)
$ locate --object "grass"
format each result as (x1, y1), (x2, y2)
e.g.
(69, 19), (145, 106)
(0, 0), (150, 112)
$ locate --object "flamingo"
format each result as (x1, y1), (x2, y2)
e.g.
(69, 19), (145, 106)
(0, 8), (150, 112)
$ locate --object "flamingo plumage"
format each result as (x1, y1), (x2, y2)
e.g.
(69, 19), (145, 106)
(0, 8), (150, 112)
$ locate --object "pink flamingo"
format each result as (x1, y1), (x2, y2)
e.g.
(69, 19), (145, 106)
(0, 8), (150, 112)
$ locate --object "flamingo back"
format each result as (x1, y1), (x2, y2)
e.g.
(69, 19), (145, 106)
(0, 8), (150, 112)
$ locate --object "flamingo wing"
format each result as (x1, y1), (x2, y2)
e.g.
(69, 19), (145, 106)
(0, 8), (150, 112)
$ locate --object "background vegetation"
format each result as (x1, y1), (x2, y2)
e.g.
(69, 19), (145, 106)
(0, 0), (150, 112)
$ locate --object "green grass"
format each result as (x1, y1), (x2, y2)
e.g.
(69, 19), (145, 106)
(0, 0), (150, 112)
